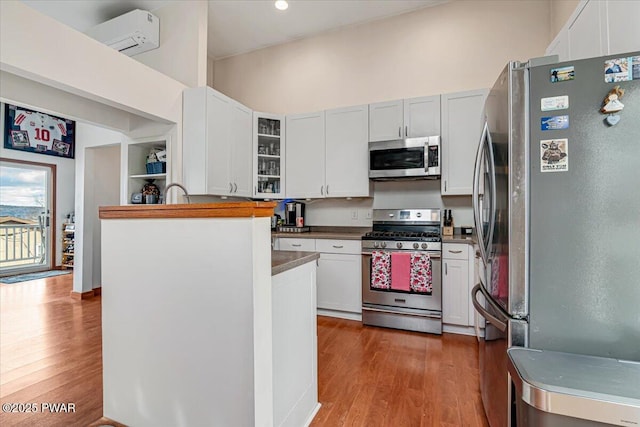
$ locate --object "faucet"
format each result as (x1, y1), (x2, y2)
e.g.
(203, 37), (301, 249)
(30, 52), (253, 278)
(163, 183), (191, 204)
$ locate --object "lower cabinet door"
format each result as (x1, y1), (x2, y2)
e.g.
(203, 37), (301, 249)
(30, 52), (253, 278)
(442, 258), (470, 326)
(317, 253), (361, 313)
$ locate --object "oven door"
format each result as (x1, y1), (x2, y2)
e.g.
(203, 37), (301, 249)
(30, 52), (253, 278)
(369, 137), (440, 179)
(361, 249), (441, 312)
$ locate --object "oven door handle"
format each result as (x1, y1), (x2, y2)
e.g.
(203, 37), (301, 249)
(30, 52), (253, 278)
(471, 283), (507, 332)
(362, 251), (441, 259)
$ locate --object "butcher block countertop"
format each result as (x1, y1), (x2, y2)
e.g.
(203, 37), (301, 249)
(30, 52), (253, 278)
(99, 202), (276, 219)
(272, 251), (319, 276)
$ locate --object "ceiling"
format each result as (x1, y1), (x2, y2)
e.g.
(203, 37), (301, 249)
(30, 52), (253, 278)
(21, 0), (447, 59)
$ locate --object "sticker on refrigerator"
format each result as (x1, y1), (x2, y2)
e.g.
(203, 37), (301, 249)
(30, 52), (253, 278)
(540, 139), (568, 173)
(541, 95), (569, 111)
(550, 66), (574, 83)
(604, 56), (640, 83)
(541, 115), (569, 131)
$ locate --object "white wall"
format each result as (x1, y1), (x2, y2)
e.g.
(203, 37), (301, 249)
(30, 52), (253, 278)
(74, 123), (124, 293)
(0, 103), (75, 267)
(136, 0), (208, 88)
(0, 2), (185, 125)
(87, 145), (121, 289)
(212, 0), (551, 114)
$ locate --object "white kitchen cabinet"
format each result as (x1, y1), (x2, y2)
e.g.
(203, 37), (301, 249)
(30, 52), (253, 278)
(276, 238), (362, 319)
(442, 244), (471, 327)
(567, 0), (607, 61)
(183, 86), (252, 197)
(546, 0), (639, 61)
(285, 112), (325, 199)
(316, 239), (361, 318)
(369, 95), (440, 142)
(324, 105), (370, 197)
(404, 95), (441, 138)
(606, 1), (640, 55)
(277, 238), (316, 252)
(369, 100), (403, 142)
(440, 89), (487, 196)
(254, 112), (285, 198)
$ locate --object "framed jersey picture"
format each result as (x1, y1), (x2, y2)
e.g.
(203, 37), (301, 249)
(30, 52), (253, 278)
(4, 104), (75, 159)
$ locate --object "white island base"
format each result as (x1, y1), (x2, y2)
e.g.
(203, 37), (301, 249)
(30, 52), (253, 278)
(99, 203), (319, 427)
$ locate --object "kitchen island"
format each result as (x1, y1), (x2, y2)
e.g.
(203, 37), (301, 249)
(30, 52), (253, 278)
(99, 202), (319, 427)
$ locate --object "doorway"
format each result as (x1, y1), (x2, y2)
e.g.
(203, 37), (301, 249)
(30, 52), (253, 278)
(0, 158), (56, 276)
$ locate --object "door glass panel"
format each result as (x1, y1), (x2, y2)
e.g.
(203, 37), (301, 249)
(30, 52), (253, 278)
(370, 147), (424, 170)
(0, 161), (52, 274)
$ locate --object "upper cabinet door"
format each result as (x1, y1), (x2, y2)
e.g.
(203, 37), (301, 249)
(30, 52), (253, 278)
(403, 95), (441, 138)
(369, 100), (403, 142)
(567, 0), (607, 60)
(230, 101), (253, 197)
(606, 0), (640, 55)
(325, 105), (370, 198)
(286, 111), (325, 199)
(206, 90), (232, 195)
(441, 89), (487, 196)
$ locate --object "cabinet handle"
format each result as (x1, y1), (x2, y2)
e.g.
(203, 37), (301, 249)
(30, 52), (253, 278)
(321, 186), (324, 196)
(292, 244), (302, 247)
(405, 125), (408, 137)
(332, 245), (343, 248)
(255, 186), (257, 196)
(326, 185), (329, 195)
(444, 180), (447, 191)
(398, 127), (401, 137)
(233, 183), (238, 193)
(448, 250), (463, 254)
(445, 262), (448, 275)
(229, 183), (233, 193)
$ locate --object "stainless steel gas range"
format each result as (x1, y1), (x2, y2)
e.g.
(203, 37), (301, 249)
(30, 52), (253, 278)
(361, 209), (442, 334)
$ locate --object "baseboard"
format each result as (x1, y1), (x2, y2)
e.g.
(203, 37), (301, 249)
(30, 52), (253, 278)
(317, 308), (362, 322)
(304, 403), (322, 427)
(70, 287), (101, 300)
(443, 324), (477, 336)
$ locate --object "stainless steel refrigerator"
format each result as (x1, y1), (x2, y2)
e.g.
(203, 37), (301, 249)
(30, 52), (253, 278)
(471, 51), (640, 427)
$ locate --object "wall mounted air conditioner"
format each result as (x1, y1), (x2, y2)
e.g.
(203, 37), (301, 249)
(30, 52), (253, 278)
(85, 9), (159, 57)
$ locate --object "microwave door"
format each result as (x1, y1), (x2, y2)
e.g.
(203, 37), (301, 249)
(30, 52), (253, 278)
(369, 139), (426, 178)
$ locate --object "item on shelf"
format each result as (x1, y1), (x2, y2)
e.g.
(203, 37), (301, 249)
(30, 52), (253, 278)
(141, 180), (160, 204)
(146, 161), (166, 174)
(62, 219), (75, 269)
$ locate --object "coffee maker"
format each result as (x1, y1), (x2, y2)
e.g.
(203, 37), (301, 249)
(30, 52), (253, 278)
(285, 201), (305, 227)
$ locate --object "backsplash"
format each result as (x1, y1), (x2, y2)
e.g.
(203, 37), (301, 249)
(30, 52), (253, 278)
(188, 181), (473, 228)
(302, 180), (474, 227)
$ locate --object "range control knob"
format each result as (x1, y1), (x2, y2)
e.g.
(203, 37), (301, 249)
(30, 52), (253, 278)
(413, 243), (419, 249)
(373, 241), (379, 248)
(416, 212), (422, 218)
(381, 242), (387, 248)
(421, 243), (428, 249)
(396, 242), (403, 249)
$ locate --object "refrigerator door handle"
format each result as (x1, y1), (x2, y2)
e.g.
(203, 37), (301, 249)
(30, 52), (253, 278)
(485, 126), (497, 260)
(473, 121), (489, 264)
(471, 283), (507, 332)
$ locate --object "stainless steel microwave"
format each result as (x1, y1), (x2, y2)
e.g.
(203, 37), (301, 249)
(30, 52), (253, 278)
(368, 136), (441, 180)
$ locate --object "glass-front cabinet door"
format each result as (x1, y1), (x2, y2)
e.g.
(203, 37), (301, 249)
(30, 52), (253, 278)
(253, 112), (285, 198)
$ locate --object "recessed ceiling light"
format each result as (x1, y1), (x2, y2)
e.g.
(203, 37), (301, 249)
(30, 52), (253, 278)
(275, 0), (288, 11)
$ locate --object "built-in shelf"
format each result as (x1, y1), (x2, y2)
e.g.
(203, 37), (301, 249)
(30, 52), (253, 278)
(129, 173), (168, 180)
(257, 133), (281, 138)
(257, 154), (280, 159)
(254, 113), (285, 198)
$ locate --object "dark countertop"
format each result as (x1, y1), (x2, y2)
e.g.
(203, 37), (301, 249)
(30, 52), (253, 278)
(272, 226), (369, 241)
(272, 250), (320, 276)
(442, 235), (477, 245)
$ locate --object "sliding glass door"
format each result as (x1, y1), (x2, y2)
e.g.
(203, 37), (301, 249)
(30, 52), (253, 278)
(0, 159), (54, 276)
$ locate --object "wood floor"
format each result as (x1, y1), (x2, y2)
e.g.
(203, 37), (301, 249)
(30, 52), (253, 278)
(1, 275), (488, 427)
